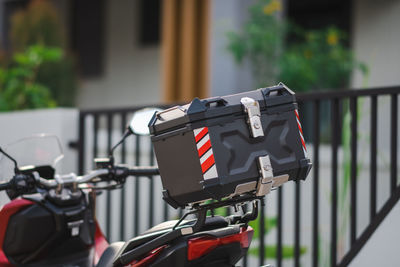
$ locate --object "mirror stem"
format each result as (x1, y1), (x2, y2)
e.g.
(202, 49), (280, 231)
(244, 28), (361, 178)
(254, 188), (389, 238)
(0, 147), (19, 174)
(109, 130), (132, 157)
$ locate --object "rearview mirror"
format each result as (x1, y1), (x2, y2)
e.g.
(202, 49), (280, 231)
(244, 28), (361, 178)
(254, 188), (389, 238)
(109, 108), (162, 157)
(129, 108), (162, 135)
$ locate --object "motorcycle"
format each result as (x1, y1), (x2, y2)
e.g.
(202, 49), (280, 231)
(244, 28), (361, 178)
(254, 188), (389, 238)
(0, 108), (259, 267)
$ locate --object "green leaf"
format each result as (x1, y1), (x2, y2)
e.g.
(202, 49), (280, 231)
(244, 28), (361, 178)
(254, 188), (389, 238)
(226, 32), (246, 63)
(248, 215), (277, 238)
(0, 44), (60, 111)
(249, 244), (307, 259)
(40, 47), (63, 61)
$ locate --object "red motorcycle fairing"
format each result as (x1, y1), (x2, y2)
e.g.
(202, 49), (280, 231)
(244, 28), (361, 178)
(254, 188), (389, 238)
(0, 194), (109, 267)
(0, 198), (34, 266)
(94, 221), (109, 265)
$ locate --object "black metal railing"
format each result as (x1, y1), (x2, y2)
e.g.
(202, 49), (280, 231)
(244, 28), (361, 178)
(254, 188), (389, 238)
(77, 86), (400, 267)
(297, 86), (400, 267)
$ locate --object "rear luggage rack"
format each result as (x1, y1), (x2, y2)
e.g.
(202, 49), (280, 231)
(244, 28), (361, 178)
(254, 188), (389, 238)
(113, 198), (261, 267)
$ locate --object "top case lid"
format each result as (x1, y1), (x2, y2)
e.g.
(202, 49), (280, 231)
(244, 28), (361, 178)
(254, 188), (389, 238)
(149, 83), (297, 135)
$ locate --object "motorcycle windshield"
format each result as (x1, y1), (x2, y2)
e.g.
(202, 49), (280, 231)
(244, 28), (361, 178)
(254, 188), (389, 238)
(0, 134), (64, 182)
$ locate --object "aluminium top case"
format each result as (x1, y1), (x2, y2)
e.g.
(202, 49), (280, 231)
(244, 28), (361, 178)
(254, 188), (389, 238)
(149, 83), (312, 208)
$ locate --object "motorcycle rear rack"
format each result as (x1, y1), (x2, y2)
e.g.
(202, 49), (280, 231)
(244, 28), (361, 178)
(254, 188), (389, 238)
(113, 195), (262, 266)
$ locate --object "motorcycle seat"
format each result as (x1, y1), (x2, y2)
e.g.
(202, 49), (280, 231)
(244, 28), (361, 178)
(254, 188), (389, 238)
(120, 215), (229, 253)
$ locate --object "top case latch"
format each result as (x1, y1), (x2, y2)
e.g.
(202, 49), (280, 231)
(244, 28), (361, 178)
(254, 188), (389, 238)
(241, 97), (264, 138)
(256, 155), (290, 197)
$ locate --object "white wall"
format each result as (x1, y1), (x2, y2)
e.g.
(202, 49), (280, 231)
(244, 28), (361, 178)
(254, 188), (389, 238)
(350, 202), (400, 267)
(0, 109), (78, 173)
(76, 0), (161, 109)
(0, 108), (78, 206)
(352, 0), (400, 88)
(209, 0), (255, 97)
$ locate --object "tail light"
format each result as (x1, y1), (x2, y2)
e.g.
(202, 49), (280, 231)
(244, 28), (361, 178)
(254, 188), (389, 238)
(129, 245), (167, 267)
(187, 226), (254, 261)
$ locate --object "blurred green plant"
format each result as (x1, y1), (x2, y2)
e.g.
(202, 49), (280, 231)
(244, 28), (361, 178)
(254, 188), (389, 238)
(8, 0), (77, 106)
(227, 0), (368, 91)
(248, 215), (307, 259)
(279, 27), (368, 92)
(0, 45), (61, 111)
(227, 0), (284, 87)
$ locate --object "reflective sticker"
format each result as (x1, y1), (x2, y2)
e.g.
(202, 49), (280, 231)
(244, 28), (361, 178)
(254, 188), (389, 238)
(294, 110), (307, 156)
(193, 127), (218, 180)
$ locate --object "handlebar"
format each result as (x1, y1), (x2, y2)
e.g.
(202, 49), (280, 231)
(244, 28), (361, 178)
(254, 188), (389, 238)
(35, 166), (159, 188)
(0, 165), (160, 196)
(76, 169), (110, 184)
(0, 182), (9, 191)
(128, 166), (159, 176)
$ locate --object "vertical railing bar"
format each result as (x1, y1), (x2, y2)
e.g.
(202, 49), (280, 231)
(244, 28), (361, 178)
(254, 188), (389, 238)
(163, 201), (169, 221)
(312, 100), (320, 267)
(294, 180), (301, 267)
(391, 94), (398, 193)
(243, 203), (248, 267)
(120, 112), (127, 240)
(93, 114), (99, 160)
(259, 202), (265, 266)
(149, 139), (155, 228)
(277, 187), (283, 267)
(242, 256), (247, 267)
(350, 97), (358, 245)
(106, 113), (113, 241)
(78, 113), (86, 175)
(120, 114), (127, 163)
(92, 113), (100, 239)
(134, 135), (141, 236)
(107, 113), (113, 152)
(331, 98), (339, 267)
(294, 91), (304, 267)
(370, 96), (377, 221)
(179, 208), (183, 218)
(163, 119), (169, 223)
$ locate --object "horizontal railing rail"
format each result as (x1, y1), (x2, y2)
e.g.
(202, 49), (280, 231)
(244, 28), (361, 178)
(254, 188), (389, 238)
(297, 85), (400, 100)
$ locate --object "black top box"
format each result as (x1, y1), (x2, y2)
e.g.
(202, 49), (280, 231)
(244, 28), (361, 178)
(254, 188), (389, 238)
(149, 83), (312, 209)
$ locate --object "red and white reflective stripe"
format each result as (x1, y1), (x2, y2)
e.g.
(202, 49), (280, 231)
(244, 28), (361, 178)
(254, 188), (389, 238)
(294, 110), (307, 156)
(193, 127), (218, 180)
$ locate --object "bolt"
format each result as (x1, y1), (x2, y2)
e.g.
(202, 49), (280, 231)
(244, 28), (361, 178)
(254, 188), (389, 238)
(254, 122), (260, 129)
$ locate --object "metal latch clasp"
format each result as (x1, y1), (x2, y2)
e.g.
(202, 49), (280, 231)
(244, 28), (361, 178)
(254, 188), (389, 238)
(256, 155), (273, 196)
(241, 97), (264, 138)
(256, 155), (289, 196)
